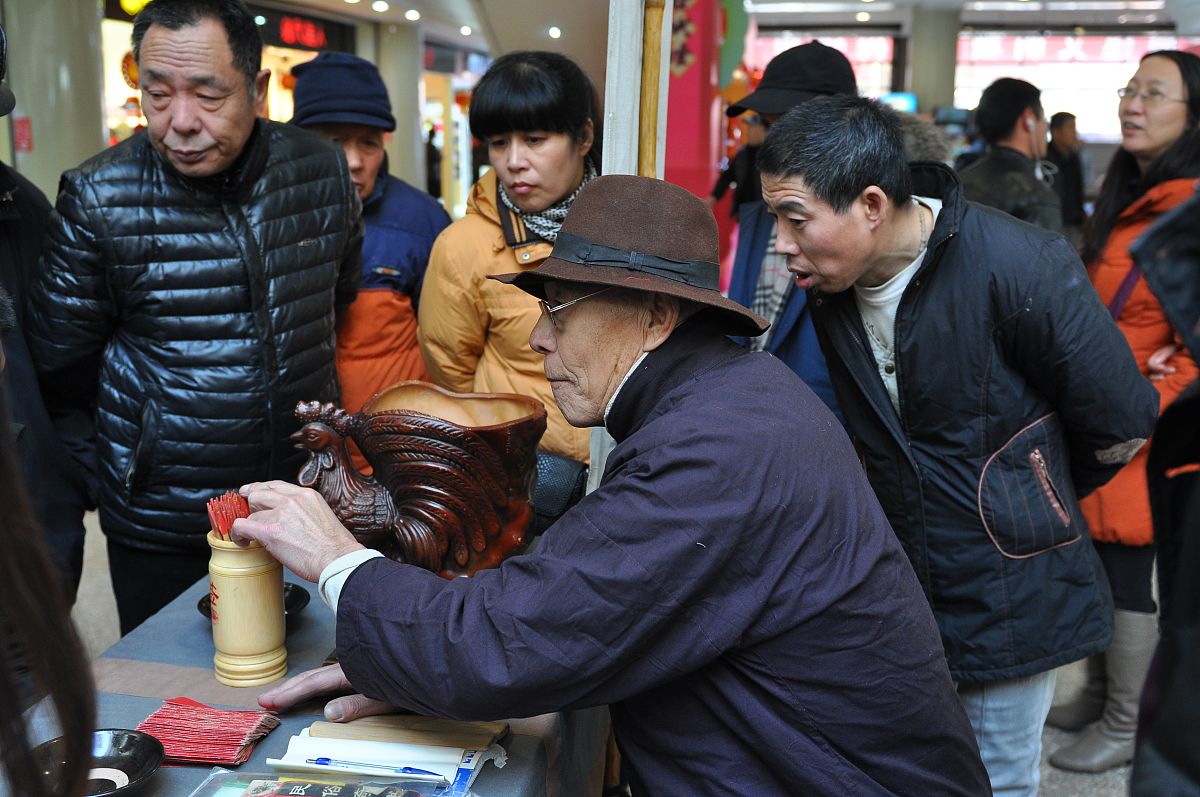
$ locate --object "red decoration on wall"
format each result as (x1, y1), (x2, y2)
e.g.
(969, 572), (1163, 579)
(121, 51), (139, 90)
(13, 117), (32, 153)
(664, 0), (734, 280)
(671, 0), (699, 76)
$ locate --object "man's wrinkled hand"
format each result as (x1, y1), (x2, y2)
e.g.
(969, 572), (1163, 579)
(258, 663), (398, 722)
(230, 481), (364, 582)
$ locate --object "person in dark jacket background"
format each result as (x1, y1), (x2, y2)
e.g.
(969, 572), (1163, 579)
(290, 53), (450, 426)
(232, 175), (991, 797)
(706, 113), (764, 215)
(0, 24), (91, 604)
(1128, 185), (1200, 797)
(25, 0), (363, 635)
(1046, 111), (1087, 244)
(758, 95), (1158, 797)
(724, 41), (857, 422)
(959, 77), (1063, 233)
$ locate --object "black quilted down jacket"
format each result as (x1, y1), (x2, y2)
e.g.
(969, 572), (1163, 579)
(27, 120), (362, 552)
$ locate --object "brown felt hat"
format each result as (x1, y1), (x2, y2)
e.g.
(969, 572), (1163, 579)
(489, 175), (768, 337)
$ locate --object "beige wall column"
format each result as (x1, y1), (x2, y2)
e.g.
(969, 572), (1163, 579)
(371, 21), (424, 189)
(2, 0), (106, 198)
(909, 7), (960, 115)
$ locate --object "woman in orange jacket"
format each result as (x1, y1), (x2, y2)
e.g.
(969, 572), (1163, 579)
(418, 52), (601, 527)
(1048, 49), (1200, 774)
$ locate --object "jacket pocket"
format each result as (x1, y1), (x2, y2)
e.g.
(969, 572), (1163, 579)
(123, 399), (160, 497)
(978, 413), (1082, 558)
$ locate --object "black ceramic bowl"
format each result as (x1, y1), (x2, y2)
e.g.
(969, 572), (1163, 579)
(197, 580), (311, 625)
(32, 728), (164, 796)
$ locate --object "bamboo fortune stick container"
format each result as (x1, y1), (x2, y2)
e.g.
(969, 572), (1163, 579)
(207, 532), (287, 687)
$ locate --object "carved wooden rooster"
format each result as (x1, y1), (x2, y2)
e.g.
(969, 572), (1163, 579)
(292, 383), (547, 578)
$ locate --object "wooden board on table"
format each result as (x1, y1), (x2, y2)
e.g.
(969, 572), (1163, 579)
(307, 715), (508, 749)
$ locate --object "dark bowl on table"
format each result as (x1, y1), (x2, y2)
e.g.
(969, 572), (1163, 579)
(32, 728), (164, 796)
(197, 581), (311, 627)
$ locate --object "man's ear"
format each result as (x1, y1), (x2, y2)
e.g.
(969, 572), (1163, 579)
(642, 294), (680, 353)
(859, 185), (890, 230)
(253, 69), (270, 116)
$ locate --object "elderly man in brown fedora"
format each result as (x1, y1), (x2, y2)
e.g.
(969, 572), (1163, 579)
(232, 175), (989, 796)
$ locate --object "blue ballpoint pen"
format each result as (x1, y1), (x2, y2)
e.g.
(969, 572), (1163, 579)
(305, 757), (446, 780)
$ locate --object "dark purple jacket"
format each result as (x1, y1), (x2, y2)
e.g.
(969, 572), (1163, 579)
(337, 320), (989, 796)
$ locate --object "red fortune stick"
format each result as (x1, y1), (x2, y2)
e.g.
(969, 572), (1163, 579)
(206, 491), (250, 541)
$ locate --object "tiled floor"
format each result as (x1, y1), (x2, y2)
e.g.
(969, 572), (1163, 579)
(71, 513), (1133, 796)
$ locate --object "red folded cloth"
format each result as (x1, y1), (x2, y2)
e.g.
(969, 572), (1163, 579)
(136, 696), (280, 765)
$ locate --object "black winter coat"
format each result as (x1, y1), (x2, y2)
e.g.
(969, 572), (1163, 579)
(1131, 186), (1200, 794)
(337, 321), (990, 795)
(0, 162), (89, 598)
(27, 121), (362, 552)
(960, 145), (1063, 233)
(810, 162), (1159, 682)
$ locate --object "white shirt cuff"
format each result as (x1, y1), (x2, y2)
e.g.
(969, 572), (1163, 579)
(318, 549), (385, 612)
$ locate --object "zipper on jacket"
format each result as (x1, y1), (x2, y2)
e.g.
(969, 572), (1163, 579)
(124, 400), (156, 494)
(1029, 448), (1070, 526)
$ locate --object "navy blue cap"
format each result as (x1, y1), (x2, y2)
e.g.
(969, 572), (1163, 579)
(291, 52), (395, 131)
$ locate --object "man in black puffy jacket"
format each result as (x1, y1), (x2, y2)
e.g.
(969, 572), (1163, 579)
(759, 96), (1158, 797)
(26, 0), (362, 635)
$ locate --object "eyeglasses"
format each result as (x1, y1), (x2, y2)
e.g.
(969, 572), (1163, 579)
(538, 287), (612, 329)
(1117, 87), (1187, 107)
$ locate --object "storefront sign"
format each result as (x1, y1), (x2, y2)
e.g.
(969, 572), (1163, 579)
(103, 0), (353, 53)
(957, 33), (1199, 64)
(425, 40), (491, 75)
(279, 16), (327, 49)
(253, 7), (353, 53)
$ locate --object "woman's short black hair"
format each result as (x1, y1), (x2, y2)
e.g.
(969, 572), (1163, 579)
(469, 51), (602, 170)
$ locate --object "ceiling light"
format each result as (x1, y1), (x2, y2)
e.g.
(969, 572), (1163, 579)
(371, 0), (389, 11)
(855, 10), (871, 20)
(460, 25), (472, 35)
(404, 8), (420, 20)
(343, 0), (360, 4)
(548, 25), (562, 38)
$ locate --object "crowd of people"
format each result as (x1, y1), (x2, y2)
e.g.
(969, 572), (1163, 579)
(1, 0), (1198, 795)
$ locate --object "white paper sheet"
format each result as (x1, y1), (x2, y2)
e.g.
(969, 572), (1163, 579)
(265, 729), (506, 793)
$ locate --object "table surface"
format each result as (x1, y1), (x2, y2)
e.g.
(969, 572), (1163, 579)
(69, 571), (607, 797)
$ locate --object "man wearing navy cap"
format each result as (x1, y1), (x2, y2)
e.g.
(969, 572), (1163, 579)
(723, 41), (857, 424)
(291, 54), (450, 422)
